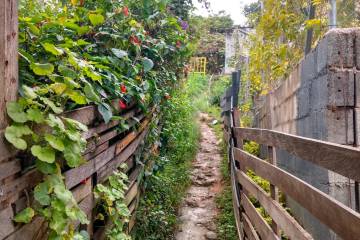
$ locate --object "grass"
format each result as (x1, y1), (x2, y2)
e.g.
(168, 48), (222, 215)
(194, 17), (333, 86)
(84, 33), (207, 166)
(132, 84), (200, 240)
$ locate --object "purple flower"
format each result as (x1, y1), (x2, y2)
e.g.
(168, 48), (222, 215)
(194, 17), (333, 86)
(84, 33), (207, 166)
(178, 17), (189, 30)
(180, 20), (189, 30)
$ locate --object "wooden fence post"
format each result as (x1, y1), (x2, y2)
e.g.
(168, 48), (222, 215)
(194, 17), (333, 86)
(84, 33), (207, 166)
(0, 0), (18, 130)
(268, 145), (281, 236)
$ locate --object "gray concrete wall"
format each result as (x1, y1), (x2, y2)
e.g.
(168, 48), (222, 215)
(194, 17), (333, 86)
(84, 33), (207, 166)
(253, 28), (360, 240)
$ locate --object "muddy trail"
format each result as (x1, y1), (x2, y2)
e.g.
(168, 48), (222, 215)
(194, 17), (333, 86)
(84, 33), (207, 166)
(175, 114), (223, 240)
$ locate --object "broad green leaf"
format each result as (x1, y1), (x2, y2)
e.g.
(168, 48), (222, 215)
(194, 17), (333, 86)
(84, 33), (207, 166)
(41, 98), (63, 114)
(64, 78), (80, 89)
(142, 57), (154, 72)
(66, 90), (87, 104)
(111, 48), (128, 58)
(26, 108), (44, 123)
(6, 102), (27, 123)
(45, 134), (65, 151)
(63, 118), (88, 132)
(50, 83), (67, 95)
(88, 14), (105, 26)
(83, 81), (101, 102)
(23, 86), (37, 99)
(30, 63), (54, 76)
(34, 182), (51, 206)
(54, 185), (72, 203)
(47, 114), (65, 131)
(13, 207), (35, 223)
(31, 145), (56, 163)
(85, 69), (102, 81)
(35, 159), (57, 174)
(28, 24), (40, 36)
(49, 211), (67, 234)
(5, 124), (32, 150)
(97, 103), (112, 124)
(74, 230), (90, 240)
(42, 43), (64, 56)
(58, 65), (78, 79)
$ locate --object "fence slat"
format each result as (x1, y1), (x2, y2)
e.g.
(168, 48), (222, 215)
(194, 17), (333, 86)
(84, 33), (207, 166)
(242, 213), (260, 240)
(241, 193), (279, 240)
(234, 148), (360, 240)
(237, 170), (313, 240)
(234, 127), (360, 181)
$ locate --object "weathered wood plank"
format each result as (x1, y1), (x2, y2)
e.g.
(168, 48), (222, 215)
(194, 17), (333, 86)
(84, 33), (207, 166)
(125, 182), (138, 206)
(237, 170), (313, 240)
(234, 127), (360, 181)
(65, 125), (149, 189)
(234, 148), (360, 240)
(0, 130), (16, 163)
(0, 0), (18, 129)
(0, 158), (20, 181)
(241, 193), (279, 240)
(242, 212), (260, 240)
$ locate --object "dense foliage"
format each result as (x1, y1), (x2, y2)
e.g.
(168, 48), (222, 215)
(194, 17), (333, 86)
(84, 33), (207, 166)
(133, 85), (199, 240)
(7, 0), (192, 239)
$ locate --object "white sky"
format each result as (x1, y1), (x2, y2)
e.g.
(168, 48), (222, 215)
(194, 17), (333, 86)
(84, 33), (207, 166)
(193, 0), (258, 25)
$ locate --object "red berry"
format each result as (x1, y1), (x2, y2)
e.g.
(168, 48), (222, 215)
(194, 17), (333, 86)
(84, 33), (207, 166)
(120, 84), (127, 93)
(123, 6), (129, 17)
(119, 100), (127, 109)
(176, 41), (181, 48)
(130, 35), (141, 45)
(164, 93), (171, 100)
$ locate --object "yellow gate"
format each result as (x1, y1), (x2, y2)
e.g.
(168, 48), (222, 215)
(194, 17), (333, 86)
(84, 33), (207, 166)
(189, 57), (207, 75)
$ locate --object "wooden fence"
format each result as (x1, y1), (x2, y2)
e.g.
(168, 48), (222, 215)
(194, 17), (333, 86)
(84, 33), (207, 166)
(221, 71), (360, 240)
(0, 101), (160, 239)
(0, 2), (163, 239)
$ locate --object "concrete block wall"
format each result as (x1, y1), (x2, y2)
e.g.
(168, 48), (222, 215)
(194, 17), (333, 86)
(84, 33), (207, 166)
(253, 28), (360, 240)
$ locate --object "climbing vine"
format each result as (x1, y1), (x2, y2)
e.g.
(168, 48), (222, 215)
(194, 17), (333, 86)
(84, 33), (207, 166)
(6, 0), (192, 239)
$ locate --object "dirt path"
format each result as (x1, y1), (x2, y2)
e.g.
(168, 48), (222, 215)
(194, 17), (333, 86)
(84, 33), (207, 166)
(175, 114), (222, 240)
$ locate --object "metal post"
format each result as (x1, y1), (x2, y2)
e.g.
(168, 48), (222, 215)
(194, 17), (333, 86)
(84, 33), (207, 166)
(329, 0), (337, 29)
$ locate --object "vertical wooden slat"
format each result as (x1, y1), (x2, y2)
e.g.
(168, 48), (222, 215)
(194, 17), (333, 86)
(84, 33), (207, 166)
(268, 146), (280, 236)
(0, 0), (18, 130)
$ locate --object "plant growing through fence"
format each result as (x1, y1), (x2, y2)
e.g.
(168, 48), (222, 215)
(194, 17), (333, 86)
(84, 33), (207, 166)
(5, 0), (192, 239)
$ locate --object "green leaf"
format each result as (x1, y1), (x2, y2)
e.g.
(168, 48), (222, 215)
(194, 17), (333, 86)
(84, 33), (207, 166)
(83, 81), (101, 102)
(26, 108), (44, 123)
(63, 118), (88, 132)
(30, 63), (54, 76)
(31, 145), (56, 163)
(49, 211), (68, 234)
(50, 83), (67, 95)
(97, 103), (112, 124)
(36, 159), (57, 174)
(23, 85), (37, 99)
(85, 68), (102, 81)
(5, 124), (32, 150)
(58, 65), (78, 79)
(111, 48), (128, 58)
(45, 134), (65, 151)
(88, 14), (105, 26)
(42, 43), (64, 56)
(66, 90), (87, 104)
(6, 102), (27, 123)
(142, 57), (154, 72)
(64, 148), (83, 168)
(54, 185), (72, 203)
(34, 182), (51, 206)
(47, 114), (65, 131)
(41, 98), (63, 114)
(13, 207), (35, 223)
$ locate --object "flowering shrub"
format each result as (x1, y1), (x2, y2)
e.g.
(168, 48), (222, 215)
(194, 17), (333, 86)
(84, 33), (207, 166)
(6, 0), (192, 239)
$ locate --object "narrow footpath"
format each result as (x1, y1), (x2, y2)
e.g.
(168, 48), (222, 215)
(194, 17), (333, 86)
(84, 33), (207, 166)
(175, 114), (222, 240)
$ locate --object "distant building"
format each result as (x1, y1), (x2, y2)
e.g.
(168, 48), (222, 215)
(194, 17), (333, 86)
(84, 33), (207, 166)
(224, 27), (250, 74)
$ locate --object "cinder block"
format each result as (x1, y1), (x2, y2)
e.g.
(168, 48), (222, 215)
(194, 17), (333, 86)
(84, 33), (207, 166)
(355, 30), (360, 70)
(310, 76), (328, 111)
(301, 51), (317, 81)
(355, 72), (360, 107)
(326, 108), (354, 145)
(297, 84), (311, 118)
(310, 110), (327, 140)
(327, 70), (355, 107)
(316, 28), (356, 73)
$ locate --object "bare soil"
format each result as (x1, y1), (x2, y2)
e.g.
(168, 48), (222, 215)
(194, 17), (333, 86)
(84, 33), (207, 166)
(175, 114), (222, 240)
